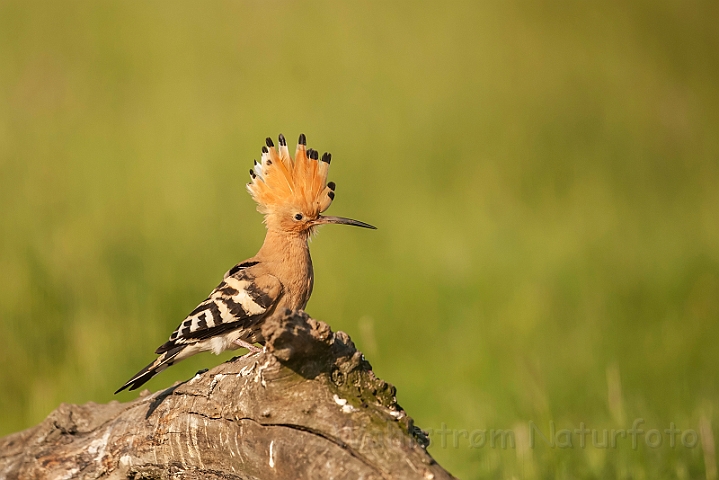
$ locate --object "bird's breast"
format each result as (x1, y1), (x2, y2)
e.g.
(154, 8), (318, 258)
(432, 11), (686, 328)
(278, 261), (313, 311)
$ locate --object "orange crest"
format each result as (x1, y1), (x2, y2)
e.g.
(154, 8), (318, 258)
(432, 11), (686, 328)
(247, 134), (335, 217)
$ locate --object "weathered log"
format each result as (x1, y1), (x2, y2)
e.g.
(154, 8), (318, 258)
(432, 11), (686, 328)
(0, 311), (455, 479)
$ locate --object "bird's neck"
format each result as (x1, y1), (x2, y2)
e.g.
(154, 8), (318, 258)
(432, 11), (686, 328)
(257, 229), (311, 264)
(256, 229), (314, 309)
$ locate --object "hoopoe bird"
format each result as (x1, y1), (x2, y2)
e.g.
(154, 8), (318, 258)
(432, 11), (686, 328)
(115, 134), (375, 393)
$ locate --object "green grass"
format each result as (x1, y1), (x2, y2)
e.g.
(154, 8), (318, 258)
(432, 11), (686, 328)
(1, 1), (718, 478)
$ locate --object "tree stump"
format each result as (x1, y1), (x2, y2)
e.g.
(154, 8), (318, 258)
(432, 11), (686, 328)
(0, 311), (455, 479)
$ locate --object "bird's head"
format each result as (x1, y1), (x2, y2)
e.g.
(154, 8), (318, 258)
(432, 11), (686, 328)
(247, 134), (376, 236)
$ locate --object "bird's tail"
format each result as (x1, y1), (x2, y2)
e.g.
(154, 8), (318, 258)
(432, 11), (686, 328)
(114, 345), (184, 394)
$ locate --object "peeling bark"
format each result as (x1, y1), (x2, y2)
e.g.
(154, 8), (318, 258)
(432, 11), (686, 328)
(0, 312), (455, 480)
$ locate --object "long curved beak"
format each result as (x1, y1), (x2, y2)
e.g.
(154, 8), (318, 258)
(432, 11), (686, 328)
(312, 215), (377, 229)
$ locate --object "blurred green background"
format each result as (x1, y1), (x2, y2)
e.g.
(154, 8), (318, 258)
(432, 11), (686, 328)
(1, 1), (718, 478)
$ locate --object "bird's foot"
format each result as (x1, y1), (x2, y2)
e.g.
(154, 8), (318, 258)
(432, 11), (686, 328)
(233, 338), (261, 354)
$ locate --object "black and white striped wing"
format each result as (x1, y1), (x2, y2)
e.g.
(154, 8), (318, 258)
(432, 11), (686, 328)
(155, 268), (282, 354)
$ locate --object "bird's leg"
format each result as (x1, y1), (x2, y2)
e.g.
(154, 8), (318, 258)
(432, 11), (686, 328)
(233, 338), (261, 353)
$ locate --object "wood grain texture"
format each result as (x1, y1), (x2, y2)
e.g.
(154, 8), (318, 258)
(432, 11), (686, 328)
(0, 311), (455, 480)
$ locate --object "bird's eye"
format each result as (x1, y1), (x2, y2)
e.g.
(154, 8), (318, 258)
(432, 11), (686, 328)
(294, 213), (304, 221)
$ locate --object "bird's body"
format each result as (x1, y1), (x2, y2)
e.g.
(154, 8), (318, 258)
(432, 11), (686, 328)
(115, 134), (374, 394)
